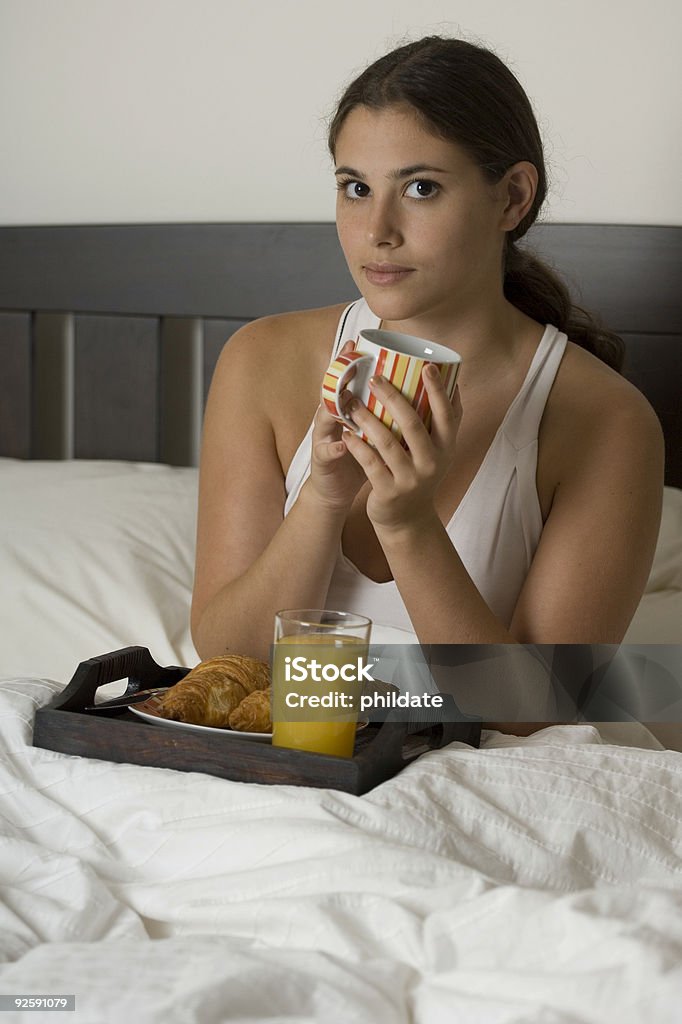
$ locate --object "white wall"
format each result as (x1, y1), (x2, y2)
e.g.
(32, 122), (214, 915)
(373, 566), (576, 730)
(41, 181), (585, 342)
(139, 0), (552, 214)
(1, 0), (680, 225)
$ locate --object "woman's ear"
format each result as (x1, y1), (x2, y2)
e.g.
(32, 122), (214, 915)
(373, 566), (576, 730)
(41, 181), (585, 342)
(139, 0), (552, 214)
(499, 161), (538, 232)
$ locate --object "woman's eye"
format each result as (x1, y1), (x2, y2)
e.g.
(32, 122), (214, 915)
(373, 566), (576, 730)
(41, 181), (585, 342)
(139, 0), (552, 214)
(339, 180), (370, 199)
(404, 179), (439, 199)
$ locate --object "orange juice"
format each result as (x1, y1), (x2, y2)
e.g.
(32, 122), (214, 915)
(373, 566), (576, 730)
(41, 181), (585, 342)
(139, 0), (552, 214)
(271, 633), (368, 757)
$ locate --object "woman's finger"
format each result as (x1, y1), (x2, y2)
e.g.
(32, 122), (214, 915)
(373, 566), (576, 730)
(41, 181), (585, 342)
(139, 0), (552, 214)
(313, 436), (348, 466)
(344, 395), (413, 478)
(313, 402), (343, 445)
(424, 367), (461, 450)
(341, 428), (393, 488)
(364, 375), (433, 468)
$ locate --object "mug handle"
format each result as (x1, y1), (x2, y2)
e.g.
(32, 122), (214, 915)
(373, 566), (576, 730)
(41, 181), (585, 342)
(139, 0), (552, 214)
(321, 351), (375, 426)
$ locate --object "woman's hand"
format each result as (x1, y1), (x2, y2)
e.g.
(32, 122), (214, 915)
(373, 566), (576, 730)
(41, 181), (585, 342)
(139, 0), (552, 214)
(307, 341), (367, 512)
(341, 364), (462, 531)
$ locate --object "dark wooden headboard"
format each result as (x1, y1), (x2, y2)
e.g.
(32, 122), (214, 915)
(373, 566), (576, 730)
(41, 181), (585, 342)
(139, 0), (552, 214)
(0, 223), (680, 486)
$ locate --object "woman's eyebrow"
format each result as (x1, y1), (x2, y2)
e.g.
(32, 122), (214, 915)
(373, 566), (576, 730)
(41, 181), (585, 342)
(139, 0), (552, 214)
(392, 164), (450, 178)
(334, 164), (450, 179)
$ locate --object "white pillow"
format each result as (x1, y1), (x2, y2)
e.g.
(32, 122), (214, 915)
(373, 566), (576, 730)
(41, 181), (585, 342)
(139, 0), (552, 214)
(0, 459), (199, 682)
(644, 486), (682, 593)
(625, 486), (682, 644)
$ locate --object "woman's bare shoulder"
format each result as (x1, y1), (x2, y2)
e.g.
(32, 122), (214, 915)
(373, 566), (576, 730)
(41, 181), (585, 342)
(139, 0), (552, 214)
(226, 303), (350, 407)
(219, 303), (350, 364)
(541, 340), (664, 481)
(550, 341), (662, 440)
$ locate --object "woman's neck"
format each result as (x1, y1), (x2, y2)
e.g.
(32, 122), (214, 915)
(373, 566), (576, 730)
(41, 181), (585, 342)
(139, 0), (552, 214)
(380, 299), (542, 387)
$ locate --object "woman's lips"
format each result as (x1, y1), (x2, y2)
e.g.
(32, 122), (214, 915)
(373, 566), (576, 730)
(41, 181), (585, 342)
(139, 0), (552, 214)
(363, 263), (415, 286)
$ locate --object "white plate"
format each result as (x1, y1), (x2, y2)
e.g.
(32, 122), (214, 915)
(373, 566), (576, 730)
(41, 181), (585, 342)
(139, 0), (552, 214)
(129, 694), (272, 742)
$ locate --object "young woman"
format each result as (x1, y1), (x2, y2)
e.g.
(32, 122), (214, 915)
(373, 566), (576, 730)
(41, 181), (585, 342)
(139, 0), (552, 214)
(191, 36), (664, 667)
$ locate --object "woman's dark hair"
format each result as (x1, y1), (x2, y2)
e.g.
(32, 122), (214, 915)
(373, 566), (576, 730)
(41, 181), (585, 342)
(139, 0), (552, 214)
(328, 36), (624, 371)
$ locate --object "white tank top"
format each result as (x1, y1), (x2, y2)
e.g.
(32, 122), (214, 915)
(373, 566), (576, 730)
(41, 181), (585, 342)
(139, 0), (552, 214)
(283, 299), (567, 642)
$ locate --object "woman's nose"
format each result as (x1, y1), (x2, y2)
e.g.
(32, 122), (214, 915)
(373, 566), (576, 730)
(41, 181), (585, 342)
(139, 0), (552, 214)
(367, 197), (402, 247)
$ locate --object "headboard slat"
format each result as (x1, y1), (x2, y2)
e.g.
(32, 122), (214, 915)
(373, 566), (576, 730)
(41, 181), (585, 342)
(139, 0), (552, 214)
(73, 314), (159, 462)
(32, 312), (74, 459)
(0, 312), (31, 458)
(160, 317), (203, 467)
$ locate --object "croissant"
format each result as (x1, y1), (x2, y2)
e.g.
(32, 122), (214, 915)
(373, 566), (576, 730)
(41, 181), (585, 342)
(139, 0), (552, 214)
(158, 655), (270, 727)
(228, 687), (272, 733)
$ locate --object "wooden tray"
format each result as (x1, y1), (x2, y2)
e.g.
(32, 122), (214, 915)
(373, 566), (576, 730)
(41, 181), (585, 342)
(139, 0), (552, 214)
(32, 646), (481, 795)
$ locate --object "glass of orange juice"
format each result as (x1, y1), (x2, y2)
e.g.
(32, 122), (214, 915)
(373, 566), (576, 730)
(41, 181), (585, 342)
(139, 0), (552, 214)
(271, 609), (372, 757)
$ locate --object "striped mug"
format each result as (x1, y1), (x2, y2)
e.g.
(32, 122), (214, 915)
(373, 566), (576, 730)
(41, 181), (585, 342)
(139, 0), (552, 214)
(322, 329), (461, 445)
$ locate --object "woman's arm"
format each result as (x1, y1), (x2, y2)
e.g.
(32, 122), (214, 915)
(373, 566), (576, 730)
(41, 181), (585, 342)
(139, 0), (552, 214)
(509, 379), (664, 643)
(191, 315), (364, 662)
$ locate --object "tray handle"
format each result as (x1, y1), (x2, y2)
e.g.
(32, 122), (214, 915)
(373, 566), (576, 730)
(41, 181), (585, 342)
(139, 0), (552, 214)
(52, 646), (189, 713)
(356, 693), (481, 781)
(400, 693), (482, 755)
(363, 681), (481, 746)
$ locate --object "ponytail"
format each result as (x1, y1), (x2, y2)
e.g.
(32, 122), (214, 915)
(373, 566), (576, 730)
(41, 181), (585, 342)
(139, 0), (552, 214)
(504, 242), (625, 372)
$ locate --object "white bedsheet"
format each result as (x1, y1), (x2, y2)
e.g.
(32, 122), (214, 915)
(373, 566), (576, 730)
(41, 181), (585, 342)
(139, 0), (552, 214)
(2, 677), (682, 1023)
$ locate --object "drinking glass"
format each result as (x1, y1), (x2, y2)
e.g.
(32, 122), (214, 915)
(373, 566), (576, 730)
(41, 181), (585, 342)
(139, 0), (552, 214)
(271, 609), (372, 757)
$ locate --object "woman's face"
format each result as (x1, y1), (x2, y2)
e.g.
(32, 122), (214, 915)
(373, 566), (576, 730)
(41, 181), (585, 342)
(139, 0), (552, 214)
(333, 104), (512, 335)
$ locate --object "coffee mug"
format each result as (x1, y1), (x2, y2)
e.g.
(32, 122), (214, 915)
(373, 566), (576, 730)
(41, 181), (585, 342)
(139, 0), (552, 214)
(321, 329), (461, 444)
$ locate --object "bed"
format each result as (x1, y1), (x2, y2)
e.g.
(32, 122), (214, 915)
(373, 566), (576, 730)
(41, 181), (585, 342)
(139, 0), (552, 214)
(0, 223), (681, 1023)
